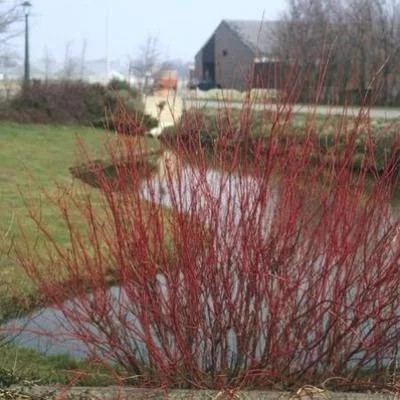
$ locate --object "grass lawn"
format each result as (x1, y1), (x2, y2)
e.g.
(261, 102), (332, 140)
(0, 344), (119, 386)
(0, 123), (161, 384)
(0, 122), (161, 318)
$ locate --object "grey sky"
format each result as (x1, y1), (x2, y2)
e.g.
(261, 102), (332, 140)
(10, 0), (286, 65)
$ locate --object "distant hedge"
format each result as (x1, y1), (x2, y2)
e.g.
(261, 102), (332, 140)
(0, 80), (157, 134)
(162, 110), (400, 173)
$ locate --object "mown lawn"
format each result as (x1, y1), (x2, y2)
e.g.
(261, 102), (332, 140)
(0, 123), (161, 317)
(0, 344), (119, 386)
(0, 123), (161, 384)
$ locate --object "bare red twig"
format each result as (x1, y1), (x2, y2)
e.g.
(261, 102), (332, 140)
(16, 78), (400, 391)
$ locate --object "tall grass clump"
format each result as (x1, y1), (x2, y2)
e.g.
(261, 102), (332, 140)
(16, 77), (400, 391)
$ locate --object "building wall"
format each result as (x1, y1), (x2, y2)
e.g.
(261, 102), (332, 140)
(202, 36), (215, 64)
(202, 36), (216, 81)
(195, 36), (216, 81)
(214, 22), (254, 91)
(194, 51), (202, 80)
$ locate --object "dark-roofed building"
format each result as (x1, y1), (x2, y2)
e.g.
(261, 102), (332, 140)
(194, 20), (285, 91)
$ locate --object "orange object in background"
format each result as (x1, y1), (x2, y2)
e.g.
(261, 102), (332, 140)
(155, 69), (178, 92)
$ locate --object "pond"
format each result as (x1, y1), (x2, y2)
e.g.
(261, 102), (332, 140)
(3, 148), (400, 371)
(5, 150), (279, 359)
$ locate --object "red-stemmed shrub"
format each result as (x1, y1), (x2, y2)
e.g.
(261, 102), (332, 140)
(16, 94), (400, 391)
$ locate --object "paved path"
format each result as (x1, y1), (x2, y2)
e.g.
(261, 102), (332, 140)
(144, 94), (183, 136)
(184, 99), (400, 120)
(9, 385), (400, 400)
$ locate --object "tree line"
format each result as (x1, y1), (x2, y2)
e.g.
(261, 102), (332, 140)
(274, 0), (400, 105)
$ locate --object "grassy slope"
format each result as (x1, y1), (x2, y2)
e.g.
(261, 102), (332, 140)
(0, 123), (160, 315)
(0, 344), (118, 386)
(0, 123), (161, 384)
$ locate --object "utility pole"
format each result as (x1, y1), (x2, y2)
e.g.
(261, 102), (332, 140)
(22, 1), (32, 84)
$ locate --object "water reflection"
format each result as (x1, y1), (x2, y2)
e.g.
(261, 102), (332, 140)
(7, 150), (278, 358)
(5, 148), (398, 370)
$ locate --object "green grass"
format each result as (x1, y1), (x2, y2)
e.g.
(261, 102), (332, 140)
(0, 123), (161, 385)
(0, 122), (161, 318)
(0, 344), (119, 386)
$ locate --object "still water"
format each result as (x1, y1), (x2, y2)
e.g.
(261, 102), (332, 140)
(5, 150), (278, 358)
(4, 149), (398, 363)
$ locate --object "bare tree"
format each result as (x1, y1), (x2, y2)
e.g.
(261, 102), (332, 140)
(0, 48), (19, 100)
(129, 35), (171, 93)
(79, 38), (87, 81)
(130, 35), (160, 78)
(275, 0), (400, 104)
(0, 48), (19, 71)
(367, 0), (400, 104)
(61, 41), (79, 81)
(0, 0), (26, 94)
(343, 0), (375, 100)
(276, 0), (339, 62)
(274, 0), (345, 102)
(0, 1), (24, 44)
(341, 0), (400, 104)
(41, 46), (56, 81)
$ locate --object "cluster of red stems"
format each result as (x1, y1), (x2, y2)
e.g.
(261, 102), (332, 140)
(16, 81), (400, 391)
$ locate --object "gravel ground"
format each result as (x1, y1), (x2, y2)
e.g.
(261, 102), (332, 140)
(5, 385), (400, 400)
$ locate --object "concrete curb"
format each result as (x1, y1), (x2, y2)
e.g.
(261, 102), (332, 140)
(9, 386), (400, 400)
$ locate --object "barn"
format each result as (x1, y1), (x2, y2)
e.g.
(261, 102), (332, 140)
(194, 20), (285, 91)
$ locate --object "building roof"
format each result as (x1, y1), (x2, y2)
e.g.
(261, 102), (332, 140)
(223, 20), (281, 56)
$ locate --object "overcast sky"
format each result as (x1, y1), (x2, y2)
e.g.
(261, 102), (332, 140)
(9, 0), (286, 65)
